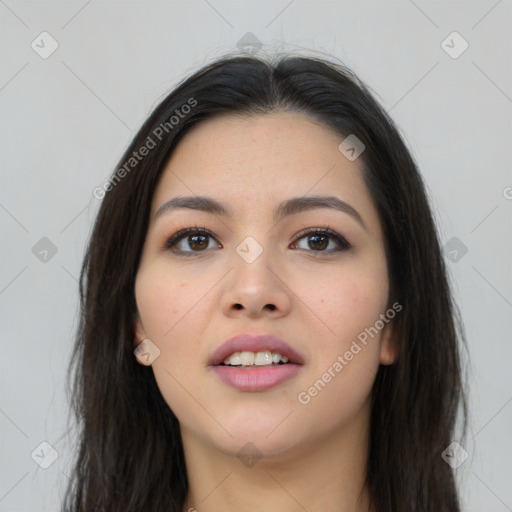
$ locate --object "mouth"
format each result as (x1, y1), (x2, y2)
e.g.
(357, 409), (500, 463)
(209, 333), (304, 391)
(219, 350), (293, 368)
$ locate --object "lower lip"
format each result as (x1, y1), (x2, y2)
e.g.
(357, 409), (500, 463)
(212, 364), (302, 391)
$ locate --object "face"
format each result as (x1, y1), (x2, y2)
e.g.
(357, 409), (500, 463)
(134, 111), (397, 462)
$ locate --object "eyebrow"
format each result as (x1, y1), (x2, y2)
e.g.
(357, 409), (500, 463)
(154, 195), (368, 231)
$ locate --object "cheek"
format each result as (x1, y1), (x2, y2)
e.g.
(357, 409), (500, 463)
(294, 267), (388, 413)
(135, 264), (203, 341)
(294, 277), (386, 430)
(302, 265), (388, 347)
(135, 266), (211, 418)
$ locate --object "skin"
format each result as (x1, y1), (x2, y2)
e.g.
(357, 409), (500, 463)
(133, 111), (398, 512)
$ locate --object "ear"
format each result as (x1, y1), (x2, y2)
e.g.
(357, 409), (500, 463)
(133, 313), (151, 366)
(379, 318), (399, 366)
(133, 312), (147, 349)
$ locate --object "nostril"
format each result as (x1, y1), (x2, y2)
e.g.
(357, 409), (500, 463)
(232, 304), (276, 311)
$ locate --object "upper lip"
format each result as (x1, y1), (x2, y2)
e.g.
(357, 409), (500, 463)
(209, 333), (305, 366)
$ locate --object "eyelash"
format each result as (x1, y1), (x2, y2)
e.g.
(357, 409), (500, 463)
(163, 225), (352, 257)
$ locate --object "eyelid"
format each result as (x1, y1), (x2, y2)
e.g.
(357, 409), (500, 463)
(162, 226), (221, 253)
(163, 225), (352, 256)
(291, 226), (351, 251)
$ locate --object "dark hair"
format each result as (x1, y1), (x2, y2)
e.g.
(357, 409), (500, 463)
(62, 52), (468, 512)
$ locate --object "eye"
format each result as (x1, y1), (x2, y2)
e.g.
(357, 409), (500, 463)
(291, 227), (351, 254)
(164, 227), (221, 256)
(163, 225), (351, 257)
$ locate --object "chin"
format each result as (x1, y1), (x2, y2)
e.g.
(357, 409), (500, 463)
(213, 430), (301, 465)
(213, 412), (304, 457)
(221, 400), (294, 432)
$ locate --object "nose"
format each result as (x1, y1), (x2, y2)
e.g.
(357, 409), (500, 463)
(221, 244), (292, 319)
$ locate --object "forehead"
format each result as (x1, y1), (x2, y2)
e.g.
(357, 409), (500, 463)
(164, 111), (353, 182)
(150, 112), (381, 236)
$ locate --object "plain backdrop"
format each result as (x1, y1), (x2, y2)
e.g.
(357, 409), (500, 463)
(1, 1), (511, 511)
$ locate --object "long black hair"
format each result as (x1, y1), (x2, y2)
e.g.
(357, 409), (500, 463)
(62, 52), (468, 512)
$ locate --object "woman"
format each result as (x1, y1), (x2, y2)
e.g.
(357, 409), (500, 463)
(62, 52), (468, 512)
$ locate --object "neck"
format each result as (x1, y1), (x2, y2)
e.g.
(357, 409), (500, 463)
(180, 408), (373, 512)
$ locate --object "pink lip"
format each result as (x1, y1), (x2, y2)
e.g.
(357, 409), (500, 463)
(208, 333), (305, 392)
(213, 364), (301, 392)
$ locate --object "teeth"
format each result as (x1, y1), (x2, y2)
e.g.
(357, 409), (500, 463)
(223, 350), (289, 366)
(240, 351), (255, 365)
(224, 352), (241, 365)
(254, 351), (272, 365)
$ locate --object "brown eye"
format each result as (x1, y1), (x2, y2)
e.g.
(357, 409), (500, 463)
(184, 234), (209, 251)
(306, 233), (329, 250)
(292, 228), (351, 254)
(164, 226), (351, 257)
(165, 228), (220, 256)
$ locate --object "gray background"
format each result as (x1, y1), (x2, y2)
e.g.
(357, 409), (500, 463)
(1, 1), (511, 510)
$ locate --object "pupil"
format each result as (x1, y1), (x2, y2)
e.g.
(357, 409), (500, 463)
(190, 235), (207, 250)
(188, 234), (328, 251)
(309, 235), (327, 250)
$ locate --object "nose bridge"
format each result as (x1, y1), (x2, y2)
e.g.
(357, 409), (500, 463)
(229, 209), (278, 263)
(231, 231), (277, 285)
(221, 229), (290, 315)
(236, 230), (270, 264)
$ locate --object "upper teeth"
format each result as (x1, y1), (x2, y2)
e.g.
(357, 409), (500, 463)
(223, 351), (289, 366)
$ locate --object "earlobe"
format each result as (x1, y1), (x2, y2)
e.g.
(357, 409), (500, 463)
(133, 313), (161, 366)
(379, 321), (399, 366)
(133, 312), (147, 365)
(133, 314), (151, 366)
(133, 315), (147, 348)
